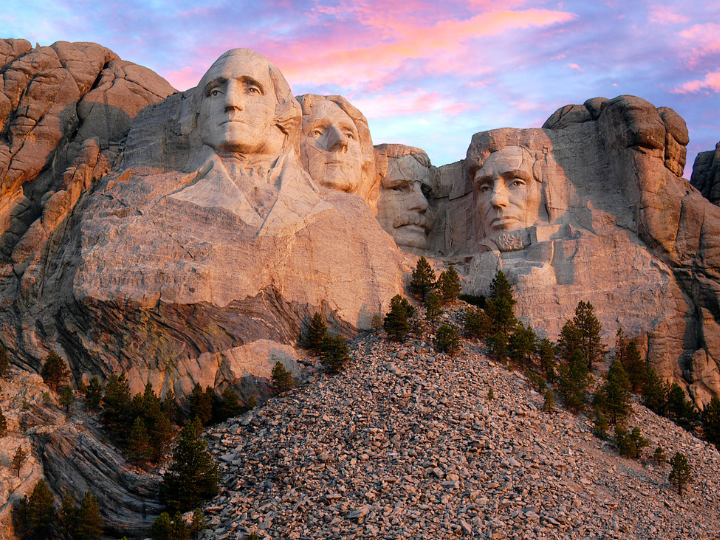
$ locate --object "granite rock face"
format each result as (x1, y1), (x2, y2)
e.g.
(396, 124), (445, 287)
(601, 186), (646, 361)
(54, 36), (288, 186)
(690, 141), (720, 205)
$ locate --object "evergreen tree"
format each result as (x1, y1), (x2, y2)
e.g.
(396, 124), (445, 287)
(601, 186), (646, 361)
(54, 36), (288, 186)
(463, 306), (492, 340)
(190, 508), (207, 539)
(538, 338), (557, 381)
(593, 358), (631, 425)
(667, 383), (698, 427)
(161, 417), (220, 512)
(320, 334), (351, 373)
(150, 511), (190, 540)
(188, 383), (213, 426)
(570, 301), (605, 370)
(162, 388), (180, 425)
(0, 406), (7, 437)
(14, 479), (56, 540)
(0, 342), (9, 377)
(594, 411), (609, 440)
(59, 492), (77, 538)
(127, 417), (151, 466)
(702, 395), (720, 448)
(149, 412), (174, 464)
(213, 387), (241, 423)
(271, 361), (295, 392)
(40, 350), (71, 391)
(557, 349), (590, 412)
(487, 330), (509, 361)
(383, 295), (413, 342)
(485, 271), (517, 335)
(84, 376), (103, 411)
(12, 446), (28, 477)
(424, 290), (443, 322)
(409, 256), (436, 301)
(436, 265), (461, 305)
(669, 452), (693, 496)
(306, 312), (327, 355)
(653, 445), (667, 464)
(59, 385), (75, 414)
(557, 320), (583, 362)
(615, 425), (649, 458)
(508, 323), (536, 365)
(642, 368), (668, 415)
(74, 491), (103, 540)
(621, 341), (645, 393)
(434, 324), (461, 356)
(101, 372), (132, 441)
(543, 390), (556, 413)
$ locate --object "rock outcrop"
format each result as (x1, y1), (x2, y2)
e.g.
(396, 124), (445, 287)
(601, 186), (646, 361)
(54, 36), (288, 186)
(690, 141), (720, 205)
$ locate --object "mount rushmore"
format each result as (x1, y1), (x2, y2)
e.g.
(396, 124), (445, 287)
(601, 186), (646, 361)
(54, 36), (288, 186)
(1, 39), (719, 406)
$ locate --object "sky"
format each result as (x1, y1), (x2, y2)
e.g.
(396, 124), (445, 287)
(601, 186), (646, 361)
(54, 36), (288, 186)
(2, 0), (719, 176)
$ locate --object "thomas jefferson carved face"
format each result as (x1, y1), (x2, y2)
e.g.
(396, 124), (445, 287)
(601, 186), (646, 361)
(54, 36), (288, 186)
(300, 100), (363, 192)
(474, 146), (541, 239)
(198, 51), (286, 156)
(377, 154), (433, 250)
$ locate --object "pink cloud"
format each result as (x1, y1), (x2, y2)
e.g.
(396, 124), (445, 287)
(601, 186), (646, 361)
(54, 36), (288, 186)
(673, 71), (720, 94)
(568, 63), (584, 71)
(352, 89), (472, 117)
(679, 23), (720, 64)
(163, 66), (204, 92)
(648, 5), (689, 25)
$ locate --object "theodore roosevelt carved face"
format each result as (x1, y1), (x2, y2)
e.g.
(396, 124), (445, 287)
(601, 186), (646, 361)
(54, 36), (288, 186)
(474, 146), (541, 239)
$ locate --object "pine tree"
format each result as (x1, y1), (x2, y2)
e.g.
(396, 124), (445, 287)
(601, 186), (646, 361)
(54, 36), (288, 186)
(14, 479), (56, 540)
(59, 385), (75, 414)
(190, 508), (207, 539)
(621, 341), (645, 393)
(485, 271), (517, 335)
(557, 320), (583, 362)
(101, 372), (132, 441)
(424, 290), (443, 322)
(642, 368), (668, 415)
(84, 376), (103, 411)
(594, 411), (609, 440)
(0, 342), (9, 377)
(653, 445), (667, 464)
(543, 390), (556, 413)
(214, 387), (241, 423)
(669, 452), (693, 496)
(320, 334), (351, 373)
(150, 511), (190, 540)
(434, 324), (461, 356)
(487, 330), (509, 361)
(571, 301), (605, 370)
(272, 361), (295, 392)
(188, 383), (213, 426)
(75, 491), (103, 540)
(615, 426), (649, 458)
(383, 295), (413, 342)
(12, 446), (28, 477)
(702, 395), (720, 448)
(161, 417), (220, 512)
(162, 387), (180, 425)
(508, 323), (536, 365)
(557, 349), (590, 412)
(667, 383), (698, 427)
(59, 492), (77, 538)
(307, 312), (327, 355)
(40, 350), (71, 391)
(149, 412), (174, 464)
(538, 338), (557, 381)
(594, 358), (631, 425)
(127, 417), (151, 466)
(410, 256), (436, 301)
(0, 406), (7, 437)
(437, 265), (461, 305)
(464, 306), (492, 339)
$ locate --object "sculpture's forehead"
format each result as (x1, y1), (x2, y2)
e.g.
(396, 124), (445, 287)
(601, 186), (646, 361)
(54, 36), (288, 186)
(305, 100), (355, 127)
(202, 54), (274, 91)
(478, 146), (530, 177)
(387, 155), (431, 185)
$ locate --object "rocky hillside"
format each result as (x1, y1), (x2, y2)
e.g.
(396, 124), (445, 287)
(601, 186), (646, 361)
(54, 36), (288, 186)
(199, 322), (720, 540)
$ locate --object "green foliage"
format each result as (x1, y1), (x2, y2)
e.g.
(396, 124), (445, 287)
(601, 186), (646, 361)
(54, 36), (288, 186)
(370, 314), (384, 332)
(538, 338), (557, 381)
(594, 412), (609, 440)
(188, 383), (213, 426)
(40, 350), (70, 391)
(669, 452), (693, 496)
(487, 330), (509, 361)
(485, 271), (517, 335)
(74, 491), (104, 540)
(424, 290), (443, 322)
(12, 446), (28, 477)
(702, 395), (720, 448)
(557, 349), (590, 412)
(459, 293), (486, 308)
(246, 395), (257, 409)
(59, 385), (75, 414)
(508, 323), (536, 365)
(409, 256), (436, 301)
(59, 492), (77, 538)
(543, 390), (555, 413)
(246, 533), (260, 540)
(163, 388), (180, 425)
(41, 391), (52, 405)
(0, 407), (7, 437)
(13, 479), (56, 540)
(525, 370), (546, 393)
(653, 445), (667, 464)
(214, 387), (241, 423)
(307, 312), (328, 355)
(593, 358), (631, 425)
(667, 383), (698, 427)
(487, 387), (494, 400)
(0, 342), (9, 377)
(436, 265), (461, 305)
(615, 426), (649, 459)
(620, 340), (645, 393)
(150, 512), (190, 540)
(571, 301), (606, 370)
(161, 417), (220, 513)
(190, 508), (207, 539)
(127, 417), (151, 466)
(557, 320), (582, 362)
(434, 324), (461, 356)
(272, 361), (295, 392)
(320, 334), (351, 373)
(101, 372), (132, 441)
(642, 368), (668, 415)
(84, 376), (103, 411)
(383, 295), (414, 342)
(463, 307), (492, 340)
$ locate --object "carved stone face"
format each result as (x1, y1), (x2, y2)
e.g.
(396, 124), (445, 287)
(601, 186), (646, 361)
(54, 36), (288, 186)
(377, 154), (433, 250)
(474, 146), (541, 239)
(198, 52), (285, 155)
(300, 100), (363, 192)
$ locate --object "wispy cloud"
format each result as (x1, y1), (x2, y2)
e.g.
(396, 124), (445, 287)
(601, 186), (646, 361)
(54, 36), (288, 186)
(673, 71), (720, 94)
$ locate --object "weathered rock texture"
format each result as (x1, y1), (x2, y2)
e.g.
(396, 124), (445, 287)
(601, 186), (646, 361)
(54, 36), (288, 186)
(426, 95), (720, 406)
(690, 141), (720, 205)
